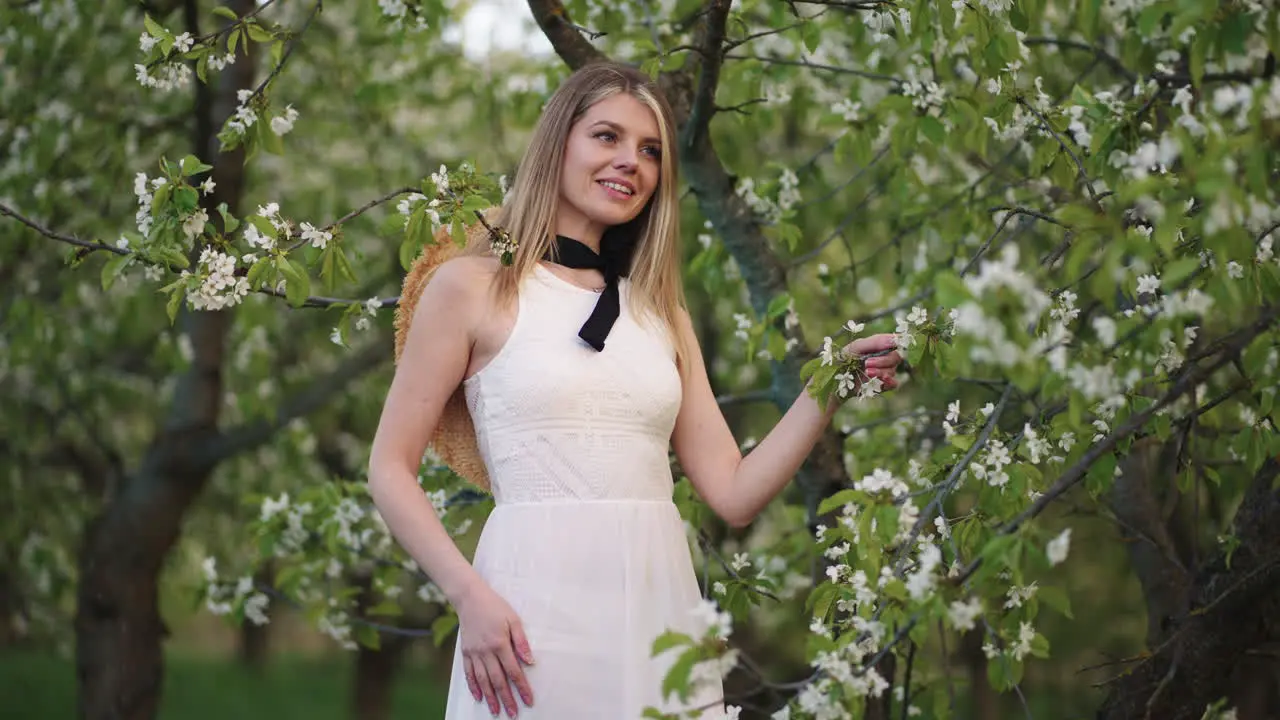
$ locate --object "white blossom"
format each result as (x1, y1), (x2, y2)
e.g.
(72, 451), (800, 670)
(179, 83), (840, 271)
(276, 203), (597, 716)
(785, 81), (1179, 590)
(1047, 528), (1071, 566)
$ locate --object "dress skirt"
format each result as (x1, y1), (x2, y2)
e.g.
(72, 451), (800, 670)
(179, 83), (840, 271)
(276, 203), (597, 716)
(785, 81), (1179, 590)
(442, 500), (727, 719)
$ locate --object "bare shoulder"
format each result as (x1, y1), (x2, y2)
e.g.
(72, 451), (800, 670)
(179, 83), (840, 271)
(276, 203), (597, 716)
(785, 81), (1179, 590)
(424, 254), (501, 297)
(414, 254), (502, 317)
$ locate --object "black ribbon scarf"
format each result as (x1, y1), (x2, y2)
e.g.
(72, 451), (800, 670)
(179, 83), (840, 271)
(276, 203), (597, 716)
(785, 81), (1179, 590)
(545, 233), (635, 352)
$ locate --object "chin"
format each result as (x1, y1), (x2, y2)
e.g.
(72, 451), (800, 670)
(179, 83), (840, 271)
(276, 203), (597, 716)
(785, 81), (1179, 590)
(590, 207), (644, 228)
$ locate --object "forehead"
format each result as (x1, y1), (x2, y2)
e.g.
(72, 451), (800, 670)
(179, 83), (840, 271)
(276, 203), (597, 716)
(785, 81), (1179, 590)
(578, 93), (661, 140)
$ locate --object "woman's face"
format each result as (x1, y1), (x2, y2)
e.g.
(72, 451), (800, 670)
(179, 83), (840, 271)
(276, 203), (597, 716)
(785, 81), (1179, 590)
(556, 92), (663, 243)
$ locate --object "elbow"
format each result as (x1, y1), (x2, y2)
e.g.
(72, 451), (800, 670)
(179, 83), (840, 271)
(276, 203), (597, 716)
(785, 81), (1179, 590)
(720, 504), (756, 529)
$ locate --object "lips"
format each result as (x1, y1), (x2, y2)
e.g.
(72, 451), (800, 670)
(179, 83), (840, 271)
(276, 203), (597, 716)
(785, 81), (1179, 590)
(596, 179), (635, 197)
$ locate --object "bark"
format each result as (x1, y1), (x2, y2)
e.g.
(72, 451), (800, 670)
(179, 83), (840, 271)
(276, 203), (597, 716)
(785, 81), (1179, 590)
(236, 561), (274, 668)
(960, 628), (999, 720)
(348, 572), (416, 720)
(1107, 436), (1191, 647)
(1098, 457), (1280, 720)
(351, 633), (414, 720)
(73, 3), (255, 719)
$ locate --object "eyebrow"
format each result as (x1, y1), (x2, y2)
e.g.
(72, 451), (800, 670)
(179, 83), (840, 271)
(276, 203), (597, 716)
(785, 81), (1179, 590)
(589, 120), (662, 146)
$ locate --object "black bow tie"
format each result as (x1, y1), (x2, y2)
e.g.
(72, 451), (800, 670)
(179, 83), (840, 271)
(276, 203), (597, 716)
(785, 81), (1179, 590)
(546, 234), (633, 351)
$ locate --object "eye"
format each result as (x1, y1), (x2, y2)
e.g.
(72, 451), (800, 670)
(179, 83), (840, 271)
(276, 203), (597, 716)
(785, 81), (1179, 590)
(593, 130), (616, 143)
(642, 145), (662, 160)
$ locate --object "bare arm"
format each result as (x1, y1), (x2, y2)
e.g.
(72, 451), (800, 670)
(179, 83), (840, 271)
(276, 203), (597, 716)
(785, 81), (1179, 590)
(366, 257), (488, 604)
(670, 310), (899, 528)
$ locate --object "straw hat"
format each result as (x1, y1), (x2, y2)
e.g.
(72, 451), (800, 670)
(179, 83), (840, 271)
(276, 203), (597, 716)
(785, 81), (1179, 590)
(393, 217), (498, 492)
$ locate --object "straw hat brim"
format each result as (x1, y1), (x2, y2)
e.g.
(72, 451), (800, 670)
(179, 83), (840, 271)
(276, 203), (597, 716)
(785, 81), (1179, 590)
(393, 219), (497, 492)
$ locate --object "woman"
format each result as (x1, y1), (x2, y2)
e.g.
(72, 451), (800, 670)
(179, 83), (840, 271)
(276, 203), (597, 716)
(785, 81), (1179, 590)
(367, 62), (900, 719)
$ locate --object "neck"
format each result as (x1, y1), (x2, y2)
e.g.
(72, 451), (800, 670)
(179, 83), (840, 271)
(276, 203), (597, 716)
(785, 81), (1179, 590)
(554, 217), (604, 253)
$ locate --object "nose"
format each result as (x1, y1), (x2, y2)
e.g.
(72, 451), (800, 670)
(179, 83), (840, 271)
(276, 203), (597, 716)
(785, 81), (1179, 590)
(612, 145), (639, 172)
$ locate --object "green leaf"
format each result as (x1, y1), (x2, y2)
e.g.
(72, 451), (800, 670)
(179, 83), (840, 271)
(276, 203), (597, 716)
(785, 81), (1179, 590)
(650, 630), (693, 657)
(211, 5), (239, 20)
(1190, 29), (1211, 84)
(218, 204), (240, 233)
(801, 21), (821, 54)
(1163, 256), (1200, 286)
(143, 14), (170, 42)
(920, 115), (946, 144)
(807, 582), (838, 620)
(245, 21), (274, 43)
(1085, 452), (1117, 497)
(430, 613), (458, 647)
(1037, 585), (1073, 619)
(279, 258), (311, 308)
(174, 186), (199, 214)
(166, 285), (184, 324)
(1010, 4), (1029, 32)
(100, 254), (130, 291)
(817, 489), (859, 517)
(352, 622), (381, 650)
(660, 647), (699, 701)
(766, 292), (792, 321)
(1030, 632), (1050, 659)
(936, 272), (969, 307)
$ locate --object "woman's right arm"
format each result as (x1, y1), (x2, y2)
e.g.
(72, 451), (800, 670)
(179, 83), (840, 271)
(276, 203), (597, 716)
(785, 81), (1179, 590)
(367, 257), (487, 604)
(366, 257), (534, 718)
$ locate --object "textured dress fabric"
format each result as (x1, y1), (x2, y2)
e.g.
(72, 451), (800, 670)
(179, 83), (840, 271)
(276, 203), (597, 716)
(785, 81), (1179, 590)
(442, 264), (727, 719)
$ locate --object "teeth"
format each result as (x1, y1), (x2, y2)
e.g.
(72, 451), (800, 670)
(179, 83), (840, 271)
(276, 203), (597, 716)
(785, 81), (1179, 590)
(599, 181), (633, 195)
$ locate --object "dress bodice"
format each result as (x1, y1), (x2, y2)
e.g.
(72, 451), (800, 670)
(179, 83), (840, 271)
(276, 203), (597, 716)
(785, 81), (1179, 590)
(462, 264), (683, 504)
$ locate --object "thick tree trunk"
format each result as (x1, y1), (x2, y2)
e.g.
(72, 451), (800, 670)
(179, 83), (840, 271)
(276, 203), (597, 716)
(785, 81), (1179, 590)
(237, 562), (274, 668)
(352, 634), (414, 720)
(348, 571), (417, 720)
(1107, 437), (1192, 648)
(960, 628), (999, 720)
(74, 460), (220, 720)
(73, 2), (254, 718)
(1098, 457), (1280, 720)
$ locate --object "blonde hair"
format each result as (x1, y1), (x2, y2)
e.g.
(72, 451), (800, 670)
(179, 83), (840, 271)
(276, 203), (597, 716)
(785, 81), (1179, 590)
(464, 62), (690, 368)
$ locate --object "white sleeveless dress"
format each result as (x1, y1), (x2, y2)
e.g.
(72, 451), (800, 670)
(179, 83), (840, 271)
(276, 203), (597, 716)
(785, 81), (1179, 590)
(442, 264), (727, 719)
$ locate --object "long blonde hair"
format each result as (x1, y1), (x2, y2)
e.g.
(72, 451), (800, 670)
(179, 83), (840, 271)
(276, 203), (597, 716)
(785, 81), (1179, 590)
(465, 62), (690, 369)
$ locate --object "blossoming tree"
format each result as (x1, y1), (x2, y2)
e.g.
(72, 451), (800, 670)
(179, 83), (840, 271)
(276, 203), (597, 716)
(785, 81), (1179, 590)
(4, 0), (1280, 719)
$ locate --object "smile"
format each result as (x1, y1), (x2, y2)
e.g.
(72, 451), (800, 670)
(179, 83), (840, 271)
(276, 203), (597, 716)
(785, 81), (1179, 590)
(597, 180), (635, 197)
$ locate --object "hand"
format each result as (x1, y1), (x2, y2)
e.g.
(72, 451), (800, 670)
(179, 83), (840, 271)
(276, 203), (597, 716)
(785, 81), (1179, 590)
(456, 580), (535, 717)
(842, 333), (901, 391)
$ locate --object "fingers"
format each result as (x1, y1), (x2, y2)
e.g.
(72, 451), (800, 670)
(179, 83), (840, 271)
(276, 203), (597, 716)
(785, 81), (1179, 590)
(510, 620), (535, 666)
(846, 333), (897, 355)
(497, 643), (534, 710)
(864, 353), (900, 369)
(507, 621), (536, 704)
(468, 655), (502, 717)
(464, 657), (482, 703)
(482, 653), (519, 718)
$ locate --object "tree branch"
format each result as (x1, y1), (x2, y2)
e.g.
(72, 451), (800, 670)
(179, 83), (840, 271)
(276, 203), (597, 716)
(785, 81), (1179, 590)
(953, 303), (1280, 586)
(682, 0), (732, 153)
(0, 201), (129, 257)
(195, 337), (390, 467)
(725, 53), (902, 84)
(526, 0), (608, 70)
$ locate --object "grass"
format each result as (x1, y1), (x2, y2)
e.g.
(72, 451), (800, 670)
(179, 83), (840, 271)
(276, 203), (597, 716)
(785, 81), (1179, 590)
(0, 651), (448, 720)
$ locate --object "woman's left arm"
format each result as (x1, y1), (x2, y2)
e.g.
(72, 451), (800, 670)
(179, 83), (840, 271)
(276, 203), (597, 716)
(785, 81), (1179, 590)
(670, 309), (900, 528)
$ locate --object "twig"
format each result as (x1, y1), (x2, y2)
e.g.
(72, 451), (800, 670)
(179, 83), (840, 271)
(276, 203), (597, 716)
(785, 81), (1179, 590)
(1017, 97), (1101, 208)
(0, 202), (129, 256)
(725, 53), (902, 84)
(893, 385), (1013, 575)
(284, 185), (417, 252)
(951, 305), (1280, 586)
(245, 0), (322, 101)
